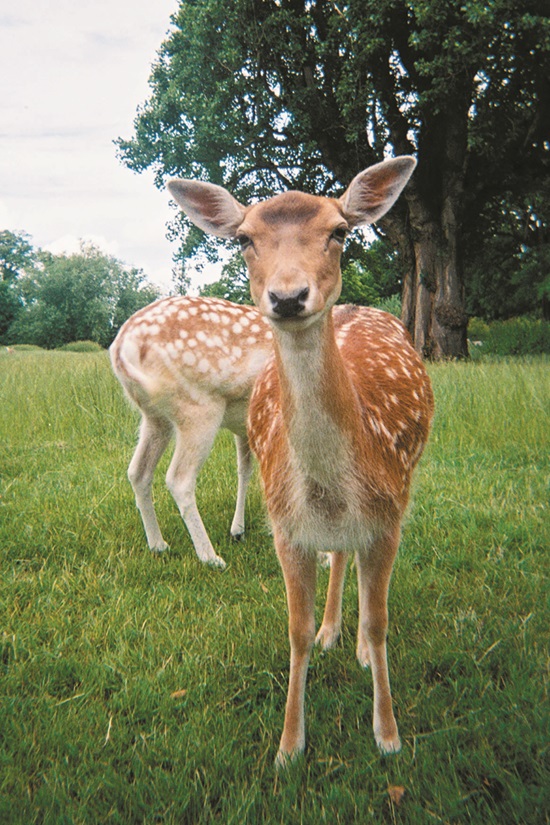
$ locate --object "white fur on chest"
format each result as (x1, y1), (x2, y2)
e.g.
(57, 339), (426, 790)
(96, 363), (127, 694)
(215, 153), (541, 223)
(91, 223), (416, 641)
(281, 471), (379, 554)
(274, 329), (380, 553)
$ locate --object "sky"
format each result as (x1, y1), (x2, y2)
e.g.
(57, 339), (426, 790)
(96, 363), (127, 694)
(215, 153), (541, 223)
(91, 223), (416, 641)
(0, 0), (217, 295)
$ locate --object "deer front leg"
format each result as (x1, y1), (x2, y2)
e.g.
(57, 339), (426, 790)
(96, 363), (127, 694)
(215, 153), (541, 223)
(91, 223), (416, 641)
(315, 551), (348, 650)
(274, 532), (317, 767)
(355, 528), (401, 754)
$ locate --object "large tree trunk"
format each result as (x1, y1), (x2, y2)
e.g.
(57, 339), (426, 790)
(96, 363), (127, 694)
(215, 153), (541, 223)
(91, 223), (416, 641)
(387, 114), (470, 360)
(401, 209), (469, 360)
(384, 206), (468, 360)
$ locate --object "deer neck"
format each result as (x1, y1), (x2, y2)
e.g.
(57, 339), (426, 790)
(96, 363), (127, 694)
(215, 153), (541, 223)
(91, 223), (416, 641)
(272, 311), (360, 484)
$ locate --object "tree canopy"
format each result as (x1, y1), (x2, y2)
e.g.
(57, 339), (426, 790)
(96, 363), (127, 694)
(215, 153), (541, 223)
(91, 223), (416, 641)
(118, 0), (549, 357)
(0, 231), (159, 348)
(0, 231), (36, 341)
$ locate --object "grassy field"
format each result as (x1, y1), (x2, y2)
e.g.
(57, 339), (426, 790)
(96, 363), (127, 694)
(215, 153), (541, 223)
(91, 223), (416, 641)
(0, 350), (548, 824)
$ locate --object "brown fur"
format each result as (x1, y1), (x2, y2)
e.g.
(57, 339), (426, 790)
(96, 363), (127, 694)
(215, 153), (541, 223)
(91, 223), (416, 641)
(109, 295), (273, 566)
(249, 305), (433, 536)
(166, 156), (432, 764)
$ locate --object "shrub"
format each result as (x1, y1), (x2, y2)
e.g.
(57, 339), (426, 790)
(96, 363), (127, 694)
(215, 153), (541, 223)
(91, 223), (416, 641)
(7, 344), (44, 351)
(374, 293), (402, 318)
(468, 317), (550, 357)
(59, 340), (104, 353)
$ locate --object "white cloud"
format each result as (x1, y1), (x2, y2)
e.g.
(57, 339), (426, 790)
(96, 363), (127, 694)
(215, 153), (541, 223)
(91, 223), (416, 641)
(0, 0), (186, 294)
(44, 234), (119, 258)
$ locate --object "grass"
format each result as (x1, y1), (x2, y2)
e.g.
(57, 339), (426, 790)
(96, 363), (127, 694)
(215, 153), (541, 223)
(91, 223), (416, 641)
(0, 349), (548, 824)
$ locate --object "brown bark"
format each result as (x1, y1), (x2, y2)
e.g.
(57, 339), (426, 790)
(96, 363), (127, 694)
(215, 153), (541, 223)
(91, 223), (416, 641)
(382, 126), (469, 360)
(384, 204), (468, 360)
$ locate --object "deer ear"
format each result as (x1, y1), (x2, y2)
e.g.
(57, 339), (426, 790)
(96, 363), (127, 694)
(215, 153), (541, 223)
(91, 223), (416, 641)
(168, 180), (246, 238)
(340, 156), (416, 227)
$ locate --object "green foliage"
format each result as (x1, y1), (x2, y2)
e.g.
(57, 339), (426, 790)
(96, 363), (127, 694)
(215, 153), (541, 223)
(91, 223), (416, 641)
(0, 230), (37, 341)
(199, 251), (252, 304)
(0, 281), (22, 342)
(59, 341), (104, 353)
(5, 344), (44, 351)
(117, 0), (549, 325)
(339, 261), (381, 306)
(5, 238), (159, 349)
(339, 237), (401, 306)
(0, 230), (36, 282)
(374, 293), (402, 318)
(0, 352), (548, 823)
(465, 184), (550, 320)
(171, 262), (192, 296)
(468, 316), (550, 356)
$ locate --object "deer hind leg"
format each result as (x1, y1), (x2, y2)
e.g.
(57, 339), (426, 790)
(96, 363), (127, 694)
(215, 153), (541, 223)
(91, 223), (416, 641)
(355, 527), (401, 754)
(274, 531), (317, 767)
(166, 407), (227, 568)
(315, 551), (348, 650)
(128, 414), (173, 552)
(229, 434), (253, 540)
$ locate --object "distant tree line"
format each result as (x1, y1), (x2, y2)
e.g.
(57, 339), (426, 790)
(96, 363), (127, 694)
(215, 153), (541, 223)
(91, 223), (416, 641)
(0, 230), (159, 349)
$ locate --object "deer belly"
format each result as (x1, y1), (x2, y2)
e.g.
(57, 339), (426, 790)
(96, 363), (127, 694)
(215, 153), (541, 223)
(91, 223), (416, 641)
(270, 472), (381, 553)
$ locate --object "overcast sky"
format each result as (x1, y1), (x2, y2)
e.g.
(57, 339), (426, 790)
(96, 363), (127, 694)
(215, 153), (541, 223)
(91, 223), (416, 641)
(0, 0), (216, 294)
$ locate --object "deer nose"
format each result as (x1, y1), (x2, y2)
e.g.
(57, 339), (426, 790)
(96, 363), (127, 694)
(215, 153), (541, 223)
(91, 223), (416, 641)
(268, 287), (310, 318)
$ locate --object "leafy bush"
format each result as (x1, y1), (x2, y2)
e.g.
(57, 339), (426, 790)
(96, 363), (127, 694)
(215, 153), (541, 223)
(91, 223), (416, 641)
(374, 293), (402, 318)
(59, 340), (104, 353)
(468, 317), (550, 357)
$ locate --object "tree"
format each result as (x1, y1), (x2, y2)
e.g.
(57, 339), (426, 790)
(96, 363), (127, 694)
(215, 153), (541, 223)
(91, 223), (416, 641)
(199, 253), (252, 304)
(465, 183), (550, 320)
(8, 243), (159, 348)
(117, 0), (549, 358)
(0, 230), (37, 343)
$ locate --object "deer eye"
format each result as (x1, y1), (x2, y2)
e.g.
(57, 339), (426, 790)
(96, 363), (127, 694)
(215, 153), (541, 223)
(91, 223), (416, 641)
(330, 226), (348, 244)
(236, 233), (253, 251)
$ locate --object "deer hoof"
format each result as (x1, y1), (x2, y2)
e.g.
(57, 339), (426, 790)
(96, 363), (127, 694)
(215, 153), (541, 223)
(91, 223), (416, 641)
(315, 624), (340, 651)
(205, 554), (227, 570)
(375, 730), (401, 755)
(150, 541), (169, 553)
(275, 747), (304, 771)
